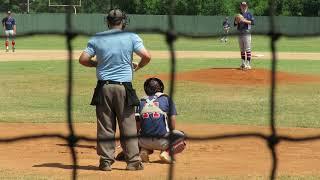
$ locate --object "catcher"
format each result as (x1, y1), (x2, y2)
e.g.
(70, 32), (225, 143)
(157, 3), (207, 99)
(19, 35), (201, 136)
(234, 2), (255, 70)
(117, 78), (186, 163)
(137, 77), (186, 163)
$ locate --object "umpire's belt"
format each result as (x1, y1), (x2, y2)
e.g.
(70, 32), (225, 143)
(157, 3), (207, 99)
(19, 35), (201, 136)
(100, 80), (130, 85)
(90, 80), (139, 107)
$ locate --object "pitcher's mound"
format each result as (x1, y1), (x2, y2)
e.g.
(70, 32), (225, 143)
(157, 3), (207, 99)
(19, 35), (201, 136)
(149, 68), (320, 86)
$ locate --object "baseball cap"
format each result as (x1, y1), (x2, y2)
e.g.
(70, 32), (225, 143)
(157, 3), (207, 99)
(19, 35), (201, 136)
(107, 9), (124, 19)
(106, 9), (127, 27)
(240, 2), (247, 6)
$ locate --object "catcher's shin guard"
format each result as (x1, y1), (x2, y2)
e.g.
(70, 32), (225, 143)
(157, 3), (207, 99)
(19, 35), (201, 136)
(166, 139), (186, 155)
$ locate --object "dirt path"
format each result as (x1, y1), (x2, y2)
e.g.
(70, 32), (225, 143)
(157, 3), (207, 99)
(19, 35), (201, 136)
(1, 123), (320, 179)
(0, 50), (319, 61)
(148, 68), (320, 86)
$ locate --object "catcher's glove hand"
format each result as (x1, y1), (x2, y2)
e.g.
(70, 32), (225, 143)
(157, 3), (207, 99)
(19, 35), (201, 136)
(234, 14), (244, 24)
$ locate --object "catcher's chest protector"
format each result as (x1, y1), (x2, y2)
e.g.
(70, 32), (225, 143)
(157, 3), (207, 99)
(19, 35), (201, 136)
(140, 94), (169, 137)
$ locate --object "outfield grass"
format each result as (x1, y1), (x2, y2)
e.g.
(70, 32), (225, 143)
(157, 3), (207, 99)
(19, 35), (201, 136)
(0, 58), (319, 128)
(14, 34), (320, 52)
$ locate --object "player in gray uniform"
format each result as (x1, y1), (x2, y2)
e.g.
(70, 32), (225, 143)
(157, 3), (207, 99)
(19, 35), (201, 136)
(2, 11), (16, 52)
(234, 2), (255, 70)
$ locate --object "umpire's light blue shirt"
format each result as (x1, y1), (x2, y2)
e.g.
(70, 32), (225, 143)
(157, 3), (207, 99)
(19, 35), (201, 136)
(84, 29), (145, 82)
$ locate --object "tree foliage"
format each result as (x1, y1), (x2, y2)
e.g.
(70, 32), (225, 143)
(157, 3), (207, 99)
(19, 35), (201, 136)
(0, 0), (318, 16)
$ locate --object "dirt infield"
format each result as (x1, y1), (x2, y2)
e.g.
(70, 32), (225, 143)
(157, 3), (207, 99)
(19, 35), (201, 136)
(1, 123), (320, 179)
(148, 68), (320, 86)
(0, 50), (319, 61)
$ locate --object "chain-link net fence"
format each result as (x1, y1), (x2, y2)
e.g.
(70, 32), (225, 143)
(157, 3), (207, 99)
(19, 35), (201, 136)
(0, 0), (320, 180)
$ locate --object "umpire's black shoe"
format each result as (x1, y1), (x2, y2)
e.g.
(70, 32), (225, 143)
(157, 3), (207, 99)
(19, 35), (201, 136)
(126, 162), (144, 171)
(99, 162), (112, 171)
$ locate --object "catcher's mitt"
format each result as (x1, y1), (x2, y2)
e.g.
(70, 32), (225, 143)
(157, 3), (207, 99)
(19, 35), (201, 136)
(234, 14), (244, 24)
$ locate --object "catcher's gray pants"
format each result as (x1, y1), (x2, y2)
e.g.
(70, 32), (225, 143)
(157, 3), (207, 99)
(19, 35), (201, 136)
(139, 130), (185, 151)
(238, 33), (251, 52)
(96, 84), (141, 166)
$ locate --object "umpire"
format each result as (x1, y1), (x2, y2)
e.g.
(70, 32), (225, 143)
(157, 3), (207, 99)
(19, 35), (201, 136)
(79, 9), (151, 171)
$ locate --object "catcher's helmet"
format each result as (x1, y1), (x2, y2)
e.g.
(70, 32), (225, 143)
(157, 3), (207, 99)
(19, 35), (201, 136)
(144, 78), (164, 96)
(105, 9), (129, 29)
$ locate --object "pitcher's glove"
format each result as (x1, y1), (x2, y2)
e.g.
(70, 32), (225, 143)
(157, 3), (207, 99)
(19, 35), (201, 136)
(235, 14), (244, 24)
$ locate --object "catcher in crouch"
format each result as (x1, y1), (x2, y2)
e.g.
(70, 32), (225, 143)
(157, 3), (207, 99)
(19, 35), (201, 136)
(137, 78), (186, 163)
(116, 78), (186, 163)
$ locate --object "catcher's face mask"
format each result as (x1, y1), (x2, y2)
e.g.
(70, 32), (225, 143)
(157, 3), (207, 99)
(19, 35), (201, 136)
(105, 9), (129, 30)
(144, 78), (164, 96)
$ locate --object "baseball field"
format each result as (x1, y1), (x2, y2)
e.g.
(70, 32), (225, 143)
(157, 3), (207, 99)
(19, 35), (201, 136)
(0, 34), (320, 179)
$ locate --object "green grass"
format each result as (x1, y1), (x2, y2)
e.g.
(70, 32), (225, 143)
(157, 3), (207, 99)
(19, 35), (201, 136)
(14, 34), (320, 52)
(0, 58), (319, 128)
(0, 169), (60, 180)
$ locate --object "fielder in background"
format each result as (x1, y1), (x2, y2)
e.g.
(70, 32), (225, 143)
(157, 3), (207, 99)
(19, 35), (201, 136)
(234, 2), (255, 70)
(221, 17), (230, 43)
(79, 9), (151, 171)
(2, 11), (16, 52)
(137, 78), (186, 164)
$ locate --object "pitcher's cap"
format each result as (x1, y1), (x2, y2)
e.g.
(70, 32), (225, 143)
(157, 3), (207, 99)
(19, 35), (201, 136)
(240, 2), (247, 6)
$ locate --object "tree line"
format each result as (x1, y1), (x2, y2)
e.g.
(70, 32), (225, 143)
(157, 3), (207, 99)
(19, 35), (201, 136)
(0, 0), (319, 16)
